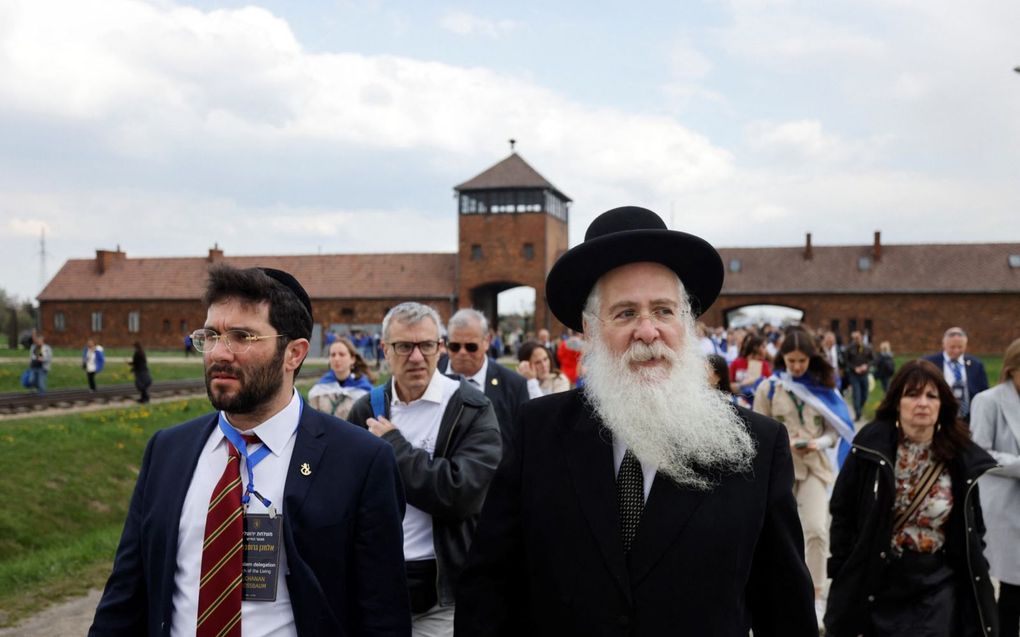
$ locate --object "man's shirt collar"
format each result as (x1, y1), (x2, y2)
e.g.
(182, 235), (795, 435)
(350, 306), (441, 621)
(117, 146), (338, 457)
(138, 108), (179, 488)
(218, 389), (301, 457)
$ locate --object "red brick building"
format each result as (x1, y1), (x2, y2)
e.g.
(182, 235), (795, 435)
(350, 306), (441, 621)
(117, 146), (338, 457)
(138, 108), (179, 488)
(37, 152), (573, 349)
(706, 233), (1020, 355)
(36, 153), (1020, 355)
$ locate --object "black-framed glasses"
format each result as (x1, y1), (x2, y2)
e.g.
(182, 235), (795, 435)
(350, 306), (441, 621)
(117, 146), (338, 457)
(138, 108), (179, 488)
(447, 341), (481, 354)
(190, 329), (285, 354)
(388, 340), (441, 356)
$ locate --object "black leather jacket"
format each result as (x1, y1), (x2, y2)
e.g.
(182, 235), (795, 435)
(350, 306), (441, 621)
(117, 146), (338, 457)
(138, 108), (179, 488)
(825, 419), (998, 637)
(348, 378), (502, 607)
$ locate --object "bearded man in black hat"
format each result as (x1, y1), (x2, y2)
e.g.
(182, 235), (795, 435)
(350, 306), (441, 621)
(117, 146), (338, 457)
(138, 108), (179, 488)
(455, 207), (816, 636)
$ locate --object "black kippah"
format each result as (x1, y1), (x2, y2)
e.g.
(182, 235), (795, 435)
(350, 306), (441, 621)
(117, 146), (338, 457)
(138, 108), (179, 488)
(258, 267), (313, 321)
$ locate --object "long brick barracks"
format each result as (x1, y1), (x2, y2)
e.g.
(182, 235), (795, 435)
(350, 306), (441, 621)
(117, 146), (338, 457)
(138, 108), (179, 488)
(37, 153), (1020, 355)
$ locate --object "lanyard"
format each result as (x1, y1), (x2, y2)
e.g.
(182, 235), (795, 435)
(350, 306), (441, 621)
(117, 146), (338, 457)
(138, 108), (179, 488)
(218, 400), (303, 509)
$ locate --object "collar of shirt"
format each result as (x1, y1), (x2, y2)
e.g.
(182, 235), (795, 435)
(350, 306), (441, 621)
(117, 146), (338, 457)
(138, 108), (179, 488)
(218, 388), (301, 456)
(943, 353), (965, 366)
(443, 355), (488, 387)
(391, 368), (458, 406)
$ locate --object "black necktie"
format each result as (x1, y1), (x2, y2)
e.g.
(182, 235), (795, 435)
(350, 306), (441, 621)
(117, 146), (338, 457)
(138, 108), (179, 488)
(617, 449), (644, 553)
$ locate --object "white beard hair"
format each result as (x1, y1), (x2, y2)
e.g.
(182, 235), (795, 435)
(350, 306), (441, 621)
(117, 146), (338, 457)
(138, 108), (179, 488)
(582, 316), (757, 491)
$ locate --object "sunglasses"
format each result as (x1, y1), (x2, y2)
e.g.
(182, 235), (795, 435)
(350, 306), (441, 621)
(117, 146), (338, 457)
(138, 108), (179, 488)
(447, 341), (481, 354)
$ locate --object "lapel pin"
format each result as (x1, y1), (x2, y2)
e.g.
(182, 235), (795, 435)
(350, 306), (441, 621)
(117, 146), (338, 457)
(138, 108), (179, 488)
(300, 462), (312, 476)
(491, 378), (499, 386)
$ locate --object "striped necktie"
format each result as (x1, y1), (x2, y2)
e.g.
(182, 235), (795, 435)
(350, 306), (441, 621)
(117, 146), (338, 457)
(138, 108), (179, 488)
(950, 359), (970, 417)
(197, 435), (257, 637)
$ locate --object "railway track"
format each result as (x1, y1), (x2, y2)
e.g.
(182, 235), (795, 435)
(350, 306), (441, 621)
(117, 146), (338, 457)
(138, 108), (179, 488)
(0, 380), (208, 415)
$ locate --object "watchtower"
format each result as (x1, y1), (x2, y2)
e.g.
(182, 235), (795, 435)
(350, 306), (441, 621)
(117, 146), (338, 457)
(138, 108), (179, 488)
(455, 149), (570, 333)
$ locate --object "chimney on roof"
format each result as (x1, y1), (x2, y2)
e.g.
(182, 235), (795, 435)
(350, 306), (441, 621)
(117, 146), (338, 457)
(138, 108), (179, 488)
(95, 248), (126, 274)
(873, 231), (881, 261)
(208, 243), (224, 263)
(804, 233), (813, 260)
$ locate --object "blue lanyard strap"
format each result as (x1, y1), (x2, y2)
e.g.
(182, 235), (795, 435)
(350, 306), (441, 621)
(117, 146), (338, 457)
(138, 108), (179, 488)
(217, 398), (303, 509)
(218, 413), (274, 507)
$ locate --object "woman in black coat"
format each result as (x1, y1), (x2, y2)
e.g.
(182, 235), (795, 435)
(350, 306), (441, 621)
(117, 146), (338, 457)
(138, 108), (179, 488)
(824, 359), (998, 637)
(130, 341), (152, 403)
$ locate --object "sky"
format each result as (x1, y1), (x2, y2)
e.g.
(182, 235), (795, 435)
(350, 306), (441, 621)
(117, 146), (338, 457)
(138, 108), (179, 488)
(1, 0), (1019, 312)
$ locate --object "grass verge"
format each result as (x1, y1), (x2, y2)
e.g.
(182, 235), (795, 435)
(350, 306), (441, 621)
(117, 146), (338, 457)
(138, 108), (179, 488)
(0, 397), (211, 626)
(0, 361), (206, 393)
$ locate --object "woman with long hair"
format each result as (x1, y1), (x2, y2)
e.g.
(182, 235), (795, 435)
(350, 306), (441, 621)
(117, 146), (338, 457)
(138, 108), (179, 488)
(970, 337), (1020, 636)
(517, 341), (570, 398)
(308, 337), (375, 419)
(825, 359), (998, 637)
(753, 329), (854, 628)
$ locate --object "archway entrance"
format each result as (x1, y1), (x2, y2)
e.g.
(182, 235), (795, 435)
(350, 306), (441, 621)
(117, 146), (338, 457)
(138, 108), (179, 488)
(723, 303), (805, 329)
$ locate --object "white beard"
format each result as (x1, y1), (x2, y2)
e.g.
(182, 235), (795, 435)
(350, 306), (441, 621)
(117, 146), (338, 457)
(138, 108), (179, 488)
(582, 321), (756, 490)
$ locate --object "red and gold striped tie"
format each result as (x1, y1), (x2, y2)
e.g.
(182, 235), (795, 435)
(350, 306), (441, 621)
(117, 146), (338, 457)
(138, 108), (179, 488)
(197, 442), (244, 637)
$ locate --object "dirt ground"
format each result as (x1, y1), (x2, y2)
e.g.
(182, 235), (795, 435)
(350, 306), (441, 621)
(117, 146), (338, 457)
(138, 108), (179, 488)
(0, 590), (100, 637)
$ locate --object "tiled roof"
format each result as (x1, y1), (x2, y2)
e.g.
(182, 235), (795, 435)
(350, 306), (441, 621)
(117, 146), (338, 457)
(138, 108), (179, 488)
(38, 253), (457, 301)
(718, 242), (1020, 294)
(455, 153), (571, 201)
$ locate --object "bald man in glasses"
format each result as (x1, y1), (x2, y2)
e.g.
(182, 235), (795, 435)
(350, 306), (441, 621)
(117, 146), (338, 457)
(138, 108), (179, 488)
(348, 302), (501, 637)
(441, 308), (530, 462)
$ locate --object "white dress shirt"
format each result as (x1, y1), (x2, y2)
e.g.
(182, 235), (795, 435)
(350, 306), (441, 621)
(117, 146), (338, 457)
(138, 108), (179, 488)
(612, 439), (657, 502)
(171, 390), (301, 637)
(390, 370), (459, 561)
(941, 352), (968, 387)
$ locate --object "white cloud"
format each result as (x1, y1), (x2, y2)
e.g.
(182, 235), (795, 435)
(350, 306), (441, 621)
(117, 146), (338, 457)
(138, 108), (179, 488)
(4, 218), (52, 238)
(744, 119), (887, 164)
(439, 11), (519, 38)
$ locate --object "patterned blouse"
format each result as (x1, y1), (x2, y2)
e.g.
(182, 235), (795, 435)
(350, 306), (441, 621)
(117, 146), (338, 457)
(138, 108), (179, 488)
(891, 439), (953, 554)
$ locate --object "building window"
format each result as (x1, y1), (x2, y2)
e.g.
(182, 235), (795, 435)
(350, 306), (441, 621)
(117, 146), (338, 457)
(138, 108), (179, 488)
(848, 318), (858, 334)
(864, 319), (873, 339)
(1009, 255), (1020, 268)
(128, 311), (140, 333)
(163, 319), (171, 333)
(471, 244), (483, 260)
(522, 243), (535, 260)
(341, 307), (354, 317)
(857, 256), (872, 271)
(53, 312), (66, 332)
(830, 319), (840, 336)
(180, 319), (188, 334)
(729, 259), (742, 273)
(91, 311), (103, 332)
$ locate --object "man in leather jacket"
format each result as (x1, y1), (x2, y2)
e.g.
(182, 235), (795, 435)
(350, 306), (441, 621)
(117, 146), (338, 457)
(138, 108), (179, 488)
(348, 302), (501, 636)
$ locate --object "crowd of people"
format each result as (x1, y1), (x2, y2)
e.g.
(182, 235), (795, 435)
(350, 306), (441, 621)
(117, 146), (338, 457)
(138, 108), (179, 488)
(82, 206), (1018, 637)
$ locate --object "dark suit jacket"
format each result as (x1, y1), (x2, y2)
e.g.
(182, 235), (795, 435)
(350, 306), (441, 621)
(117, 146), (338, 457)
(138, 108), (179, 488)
(440, 355), (529, 459)
(89, 404), (410, 637)
(456, 390), (816, 637)
(922, 352), (990, 403)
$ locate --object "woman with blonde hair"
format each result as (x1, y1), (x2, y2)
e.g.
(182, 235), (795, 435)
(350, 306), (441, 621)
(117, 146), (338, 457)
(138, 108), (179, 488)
(308, 337), (375, 419)
(971, 337), (1020, 636)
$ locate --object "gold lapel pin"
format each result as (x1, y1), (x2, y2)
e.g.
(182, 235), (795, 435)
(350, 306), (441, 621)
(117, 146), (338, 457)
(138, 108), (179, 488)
(491, 378), (499, 386)
(300, 462), (312, 476)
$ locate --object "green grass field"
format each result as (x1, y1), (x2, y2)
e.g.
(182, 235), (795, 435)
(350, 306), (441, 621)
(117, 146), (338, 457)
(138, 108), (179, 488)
(0, 361), (207, 393)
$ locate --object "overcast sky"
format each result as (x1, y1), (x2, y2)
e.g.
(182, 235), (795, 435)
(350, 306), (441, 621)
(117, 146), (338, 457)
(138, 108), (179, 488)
(2, 0), (1019, 309)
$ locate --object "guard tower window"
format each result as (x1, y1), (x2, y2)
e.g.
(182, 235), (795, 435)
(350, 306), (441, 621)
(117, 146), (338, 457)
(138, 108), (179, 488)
(522, 243), (535, 260)
(471, 244), (483, 260)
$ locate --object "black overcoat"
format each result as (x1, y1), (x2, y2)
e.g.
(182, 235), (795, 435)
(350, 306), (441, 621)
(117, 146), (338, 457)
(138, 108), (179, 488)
(824, 419), (999, 637)
(455, 389), (816, 637)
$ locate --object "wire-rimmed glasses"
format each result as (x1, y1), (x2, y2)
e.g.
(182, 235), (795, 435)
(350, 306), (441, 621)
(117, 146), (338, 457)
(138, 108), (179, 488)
(190, 329), (285, 354)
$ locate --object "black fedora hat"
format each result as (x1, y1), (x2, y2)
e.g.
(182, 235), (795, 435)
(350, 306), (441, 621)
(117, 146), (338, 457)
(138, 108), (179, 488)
(545, 206), (723, 332)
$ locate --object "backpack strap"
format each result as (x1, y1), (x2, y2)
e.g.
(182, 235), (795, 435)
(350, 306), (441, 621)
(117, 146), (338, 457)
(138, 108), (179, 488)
(370, 385), (387, 419)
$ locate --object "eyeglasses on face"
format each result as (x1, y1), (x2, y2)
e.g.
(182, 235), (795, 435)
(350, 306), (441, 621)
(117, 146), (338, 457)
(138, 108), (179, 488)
(190, 329), (285, 354)
(595, 305), (680, 328)
(447, 341), (481, 354)
(388, 340), (441, 356)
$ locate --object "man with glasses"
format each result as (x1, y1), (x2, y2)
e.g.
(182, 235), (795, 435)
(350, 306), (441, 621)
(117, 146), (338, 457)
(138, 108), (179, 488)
(923, 326), (990, 421)
(91, 264), (410, 637)
(442, 308), (529, 460)
(348, 302), (501, 637)
(457, 207), (815, 636)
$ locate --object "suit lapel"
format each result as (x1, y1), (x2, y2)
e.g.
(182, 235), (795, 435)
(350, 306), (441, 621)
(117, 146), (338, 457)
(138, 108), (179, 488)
(560, 407), (631, 602)
(626, 472), (709, 587)
(998, 382), (1020, 450)
(283, 403), (328, 518)
(160, 415), (218, 618)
